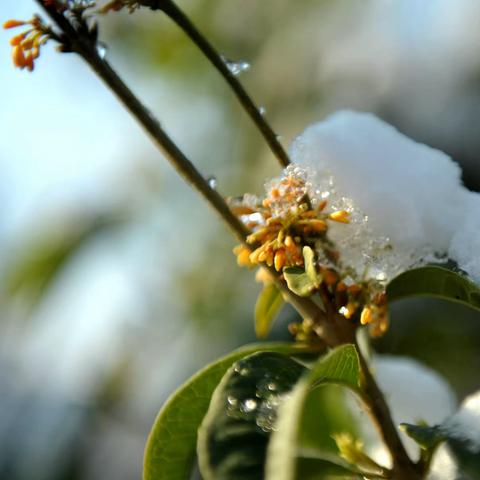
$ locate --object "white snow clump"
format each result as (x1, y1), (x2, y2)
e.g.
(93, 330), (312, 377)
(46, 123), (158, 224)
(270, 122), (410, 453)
(443, 390), (480, 454)
(289, 110), (480, 283)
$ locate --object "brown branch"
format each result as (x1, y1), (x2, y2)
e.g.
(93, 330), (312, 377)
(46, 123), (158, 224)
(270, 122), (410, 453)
(357, 348), (423, 480)
(156, 0), (291, 168)
(34, 0), (331, 338)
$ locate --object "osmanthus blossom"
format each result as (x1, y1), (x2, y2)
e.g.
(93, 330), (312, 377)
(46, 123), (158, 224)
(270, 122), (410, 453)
(233, 110), (480, 337)
(231, 112), (479, 477)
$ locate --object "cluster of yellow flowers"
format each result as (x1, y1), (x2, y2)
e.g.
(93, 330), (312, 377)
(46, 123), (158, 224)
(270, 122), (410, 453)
(232, 174), (388, 337)
(232, 175), (349, 272)
(3, 17), (51, 71)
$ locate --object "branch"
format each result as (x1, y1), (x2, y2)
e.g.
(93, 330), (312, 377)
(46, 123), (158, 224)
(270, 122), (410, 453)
(156, 0), (291, 168)
(357, 348), (422, 480)
(34, 0), (337, 341)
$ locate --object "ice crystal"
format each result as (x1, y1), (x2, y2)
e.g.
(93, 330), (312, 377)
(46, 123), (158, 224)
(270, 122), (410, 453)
(289, 110), (480, 282)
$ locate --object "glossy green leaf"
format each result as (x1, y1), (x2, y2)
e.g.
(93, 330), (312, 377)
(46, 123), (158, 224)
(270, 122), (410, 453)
(387, 266), (480, 312)
(265, 345), (362, 480)
(197, 352), (307, 480)
(283, 267), (316, 297)
(143, 343), (307, 480)
(255, 284), (284, 339)
(299, 386), (361, 456)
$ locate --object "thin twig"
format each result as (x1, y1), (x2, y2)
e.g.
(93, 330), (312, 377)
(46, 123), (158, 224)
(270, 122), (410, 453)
(35, 0), (330, 338)
(155, 0), (291, 168)
(357, 347), (423, 480)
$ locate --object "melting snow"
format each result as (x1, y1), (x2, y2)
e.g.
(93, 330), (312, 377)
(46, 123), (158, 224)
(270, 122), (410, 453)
(289, 110), (480, 282)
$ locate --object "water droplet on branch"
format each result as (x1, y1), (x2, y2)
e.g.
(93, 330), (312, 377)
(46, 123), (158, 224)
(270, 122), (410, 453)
(96, 42), (107, 59)
(221, 56), (251, 76)
(206, 176), (218, 189)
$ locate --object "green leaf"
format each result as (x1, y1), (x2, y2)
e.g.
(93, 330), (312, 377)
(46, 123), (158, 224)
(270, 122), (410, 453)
(400, 423), (445, 450)
(387, 266), (480, 312)
(265, 345), (362, 480)
(283, 267), (316, 297)
(298, 386), (361, 456)
(303, 246), (320, 285)
(143, 343), (307, 480)
(197, 352), (307, 480)
(255, 284), (284, 339)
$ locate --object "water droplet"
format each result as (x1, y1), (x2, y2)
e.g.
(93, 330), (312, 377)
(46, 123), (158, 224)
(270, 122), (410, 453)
(227, 395), (238, 406)
(246, 212), (264, 224)
(206, 176), (218, 189)
(222, 56), (250, 76)
(96, 42), (107, 59)
(259, 106), (266, 115)
(267, 382), (278, 392)
(376, 272), (387, 281)
(242, 399), (257, 412)
(275, 134), (283, 141)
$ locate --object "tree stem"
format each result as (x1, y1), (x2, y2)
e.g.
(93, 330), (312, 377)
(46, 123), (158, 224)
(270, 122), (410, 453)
(157, 0), (291, 168)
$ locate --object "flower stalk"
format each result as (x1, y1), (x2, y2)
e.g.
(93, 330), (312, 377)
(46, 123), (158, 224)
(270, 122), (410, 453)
(112, 0), (291, 168)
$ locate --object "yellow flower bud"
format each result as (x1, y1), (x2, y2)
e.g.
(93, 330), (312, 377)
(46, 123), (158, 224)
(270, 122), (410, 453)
(12, 45), (26, 68)
(329, 210), (350, 223)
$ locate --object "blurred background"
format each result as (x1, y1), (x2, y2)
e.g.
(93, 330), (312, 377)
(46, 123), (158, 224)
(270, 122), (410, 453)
(1, 0), (480, 479)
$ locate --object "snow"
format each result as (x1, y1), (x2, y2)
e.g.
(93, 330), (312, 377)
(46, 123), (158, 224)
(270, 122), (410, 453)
(289, 110), (480, 283)
(443, 390), (480, 453)
(359, 355), (457, 477)
(374, 355), (457, 428)
(427, 445), (458, 480)
(449, 193), (480, 284)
